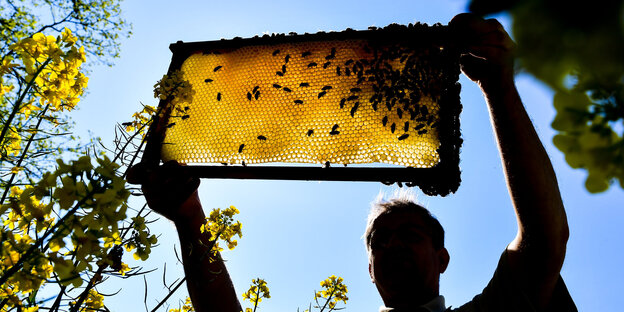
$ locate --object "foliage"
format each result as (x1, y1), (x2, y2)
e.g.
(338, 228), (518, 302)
(1, 0), (131, 189)
(0, 1), (163, 311)
(0, 0), (131, 66)
(468, 0), (624, 192)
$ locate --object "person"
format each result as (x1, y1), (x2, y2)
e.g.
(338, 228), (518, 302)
(128, 13), (577, 312)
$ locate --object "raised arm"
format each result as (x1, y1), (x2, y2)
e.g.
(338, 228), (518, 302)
(450, 14), (570, 310)
(127, 161), (242, 312)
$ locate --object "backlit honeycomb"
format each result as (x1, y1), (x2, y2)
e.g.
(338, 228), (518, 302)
(161, 39), (447, 168)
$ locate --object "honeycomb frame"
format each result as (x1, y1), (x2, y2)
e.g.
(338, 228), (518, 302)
(142, 23), (462, 196)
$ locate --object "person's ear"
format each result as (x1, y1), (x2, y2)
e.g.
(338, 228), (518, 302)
(438, 247), (450, 274)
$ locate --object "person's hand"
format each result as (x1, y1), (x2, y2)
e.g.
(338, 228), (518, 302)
(127, 160), (202, 222)
(449, 13), (516, 90)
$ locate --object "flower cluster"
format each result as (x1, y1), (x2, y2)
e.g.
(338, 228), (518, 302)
(124, 104), (157, 135)
(242, 278), (271, 312)
(70, 289), (105, 312)
(124, 215), (158, 261)
(199, 206), (242, 260)
(9, 28), (88, 112)
(314, 275), (349, 311)
(153, 70), (195, 106)
(0, 155), (137, 310)
(168, 297), (195, 312)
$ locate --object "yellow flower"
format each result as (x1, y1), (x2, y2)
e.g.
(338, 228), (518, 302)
(242, 278), (270, 311)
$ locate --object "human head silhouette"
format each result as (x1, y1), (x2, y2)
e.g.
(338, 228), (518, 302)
(365, 192), (450, 309)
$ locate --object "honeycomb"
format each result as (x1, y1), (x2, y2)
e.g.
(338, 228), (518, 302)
(160, 37), (449, 168)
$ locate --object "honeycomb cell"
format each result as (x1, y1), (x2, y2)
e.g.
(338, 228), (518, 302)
(161, 36), (451, 168)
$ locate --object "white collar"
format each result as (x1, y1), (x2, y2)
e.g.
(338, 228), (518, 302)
(379, 295), (446, 312)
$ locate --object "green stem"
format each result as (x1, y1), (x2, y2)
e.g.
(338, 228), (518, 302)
(253, 281), (261, 312)
(0, 57), (52, 152)
(68, 264), (106, 312)
(318, 288), (336, 312)
(0, 190), (94, 286)
(0, 104), (50, 205)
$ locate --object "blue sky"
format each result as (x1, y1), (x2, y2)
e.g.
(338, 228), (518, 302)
(71, 1), (623, 311)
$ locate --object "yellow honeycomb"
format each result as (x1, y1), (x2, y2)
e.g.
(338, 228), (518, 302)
(161, 38), (446, 168)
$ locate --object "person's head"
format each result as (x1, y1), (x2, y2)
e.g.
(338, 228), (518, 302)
(364, 192), (449, 308)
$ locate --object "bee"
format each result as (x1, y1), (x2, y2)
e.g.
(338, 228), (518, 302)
(307, 129), (314, 136)
(418, 129), (428, 135)
(391, 123), (396, 133)
(204, 78), (213, 83)
(332, 124), (339, 131)
(331, 47), (336, 55)
(285, 54), (291, 63)
(283, 87), (292, 92)
(382, 116), (388, 126)
(294, 99), (304, 104)
(347, 95), (358, 101)
(214, 65), (223, 72)
(421, 105), (429, 116)
(323, 61), (331, 69)
(282, 65), (287, 73)
(217, 93), (221, 101)
(257, 135), (267, 141)
(252, 86), (260, 94)
(184, 106), (190, 111)
(329, 124), (340, 135)
(242, 161), (246, 167)
(397, 108), (403, 119)
(336, 66), (341, 76)
(273, 84), (282, 89)
(272, 49), (280, 56)
(398, 133), (409, 140)
(318, 91), (327, 99)
(414, 124), (425, 130)
(372, 102), (378, 111)
(167, 122), (176, 128)
(302, 51), (312, 57)
(404, 122), (409, 132)
(416, 116), (427, 122)
(299, 82), (310, 87)
(238, 144), (245, 153)
(409, 109), (417, 120)
(181, 115), (189, 120)
(254, 91), (260, 100)
(345, 59), (354, 66)
(339, 98), (346, 108)
(322, 85), (332, 90)
(350, 101), (359, 117)
(350, 87), (361, 92)
(345, 68), (351, 76)
(308, 62), (317, 68)
(325, 55), (334, 61)
(247, 92), (252, 101)
(276, 71), (284, 76)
